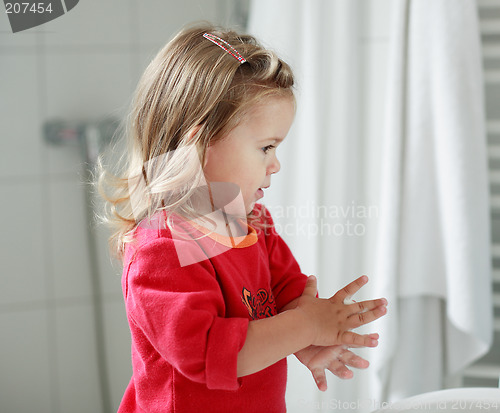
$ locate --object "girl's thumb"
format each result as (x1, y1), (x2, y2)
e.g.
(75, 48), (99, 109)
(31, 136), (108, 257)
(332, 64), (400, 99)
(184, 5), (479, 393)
(303, 275), (318, 296)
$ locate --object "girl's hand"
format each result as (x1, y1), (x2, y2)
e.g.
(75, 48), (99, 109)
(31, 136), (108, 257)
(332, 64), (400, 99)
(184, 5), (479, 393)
(294, 342), (375, 391)
(296, 275), (387, 347)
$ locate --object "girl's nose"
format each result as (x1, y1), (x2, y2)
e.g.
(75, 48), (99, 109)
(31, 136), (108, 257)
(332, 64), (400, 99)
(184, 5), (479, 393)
(268, 156), (281, 175)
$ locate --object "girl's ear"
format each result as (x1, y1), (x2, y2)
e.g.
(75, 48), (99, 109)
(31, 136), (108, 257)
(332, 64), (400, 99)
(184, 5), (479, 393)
(187, 125), (210, 168)
(187, 125), (201, 142)
(203, 143), (213, 169)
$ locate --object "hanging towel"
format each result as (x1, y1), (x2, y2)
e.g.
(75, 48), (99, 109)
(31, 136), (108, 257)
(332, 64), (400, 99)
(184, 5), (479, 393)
(373, 0), (493, 401)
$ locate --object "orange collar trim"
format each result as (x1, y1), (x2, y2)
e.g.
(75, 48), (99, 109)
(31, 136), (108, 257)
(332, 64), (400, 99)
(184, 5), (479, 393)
(187, 218), (258, 249)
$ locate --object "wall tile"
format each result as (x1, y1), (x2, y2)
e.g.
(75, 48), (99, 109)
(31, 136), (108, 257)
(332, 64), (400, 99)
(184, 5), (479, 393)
(43, 0), (132, 47)
(43, 51), (131, 175)
(91, 132), (128, 297)
(134, 0), (219, 49)
(0, 8), (41, 49)
(0, 54), (43, 178)
(0, 181), (47, 305)
(0, 309), (53, 413)
(131, 49), (158, 88)
(103, 299), (132, 410)
(95, 219), (123, 297)
(55, 303), (102, 413)
(48, 177), (93, 299)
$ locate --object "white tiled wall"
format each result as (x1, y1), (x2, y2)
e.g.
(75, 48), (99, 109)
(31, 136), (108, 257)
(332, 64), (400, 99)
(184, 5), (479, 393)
(54, 303), (102, 413)
(0, 1), (237, 412)
(0, 55), (43, 178)
(0, 309), (53, 412)
(0, 0), (392, 412)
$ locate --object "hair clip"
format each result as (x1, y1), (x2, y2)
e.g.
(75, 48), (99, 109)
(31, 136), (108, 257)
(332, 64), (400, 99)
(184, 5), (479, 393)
(203, 33), (246, 64)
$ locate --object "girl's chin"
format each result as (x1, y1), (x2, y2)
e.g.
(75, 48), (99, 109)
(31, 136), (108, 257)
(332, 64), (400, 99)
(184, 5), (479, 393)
(244, 200), (256, 215)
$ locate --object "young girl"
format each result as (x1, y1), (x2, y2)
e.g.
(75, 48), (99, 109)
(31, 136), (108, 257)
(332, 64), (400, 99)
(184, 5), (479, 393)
(99, 23), (387, 413)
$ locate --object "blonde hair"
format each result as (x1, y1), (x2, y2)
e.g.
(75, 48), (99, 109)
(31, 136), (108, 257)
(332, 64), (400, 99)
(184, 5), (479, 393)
(97, 23), (295, 259)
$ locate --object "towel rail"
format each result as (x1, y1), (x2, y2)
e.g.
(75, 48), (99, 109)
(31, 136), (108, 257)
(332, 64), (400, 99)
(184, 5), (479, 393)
(488, 145), (500, 159)
(494, 293), (500, 308)
(464, 363), (500, 380)
(485, 70), (500, 84)
(481, 20), (500, 35)
(489, 171), (500, 185)
(466, 2), (500, 386)
(478, 0), (500, 9)
(491, 244), (500, 259)
(483, 45), (500, 58)
(487, 121), (500, 135)
(493, 269), (500, 282)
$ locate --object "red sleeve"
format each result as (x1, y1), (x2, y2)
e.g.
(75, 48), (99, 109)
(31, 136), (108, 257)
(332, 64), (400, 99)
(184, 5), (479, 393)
(259, 206), (308, 311)
(124, 237), (249, 391)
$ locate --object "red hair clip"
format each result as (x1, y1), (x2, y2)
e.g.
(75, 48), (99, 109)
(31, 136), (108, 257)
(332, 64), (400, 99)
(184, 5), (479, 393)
(203, 33), (246, 64)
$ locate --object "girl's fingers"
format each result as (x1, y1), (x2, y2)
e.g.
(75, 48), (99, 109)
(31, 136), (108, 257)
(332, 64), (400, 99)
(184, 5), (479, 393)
(339, 350), (370, 369)
(302, 275), (318, 297)
(330, 364), (354, 380)
(347, 305), (387, 329)
(331, 275), (368, 303)
(345, 333), (379, 348)
(340, 331), (379, 348)
(307, 346), (370, 388)
(347, 298), (388, 315)
(311, 368), (328, 391)
(329, 363), (354, 380)
(319, 355), (354, 380)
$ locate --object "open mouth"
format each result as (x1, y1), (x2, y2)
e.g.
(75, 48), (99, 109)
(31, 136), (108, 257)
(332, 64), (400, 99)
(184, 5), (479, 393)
(256, 185), (270, 200)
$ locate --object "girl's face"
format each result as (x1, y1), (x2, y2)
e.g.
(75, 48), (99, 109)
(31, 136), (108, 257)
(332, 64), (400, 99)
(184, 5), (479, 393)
(203, 96), (295, 215)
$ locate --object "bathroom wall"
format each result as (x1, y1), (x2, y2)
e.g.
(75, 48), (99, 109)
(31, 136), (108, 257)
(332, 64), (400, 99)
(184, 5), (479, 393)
(0, 1), (245, 412)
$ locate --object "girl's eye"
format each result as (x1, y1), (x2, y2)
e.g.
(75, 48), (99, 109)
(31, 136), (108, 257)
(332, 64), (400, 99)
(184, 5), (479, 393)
(261, 145), (275, 154)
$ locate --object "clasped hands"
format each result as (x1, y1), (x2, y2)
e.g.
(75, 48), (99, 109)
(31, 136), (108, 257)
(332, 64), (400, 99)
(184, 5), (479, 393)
(292, 275), (387, 392)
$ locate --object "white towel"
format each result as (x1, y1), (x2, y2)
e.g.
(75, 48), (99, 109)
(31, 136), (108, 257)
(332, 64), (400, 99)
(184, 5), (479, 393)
(373, 0), (492, 401)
